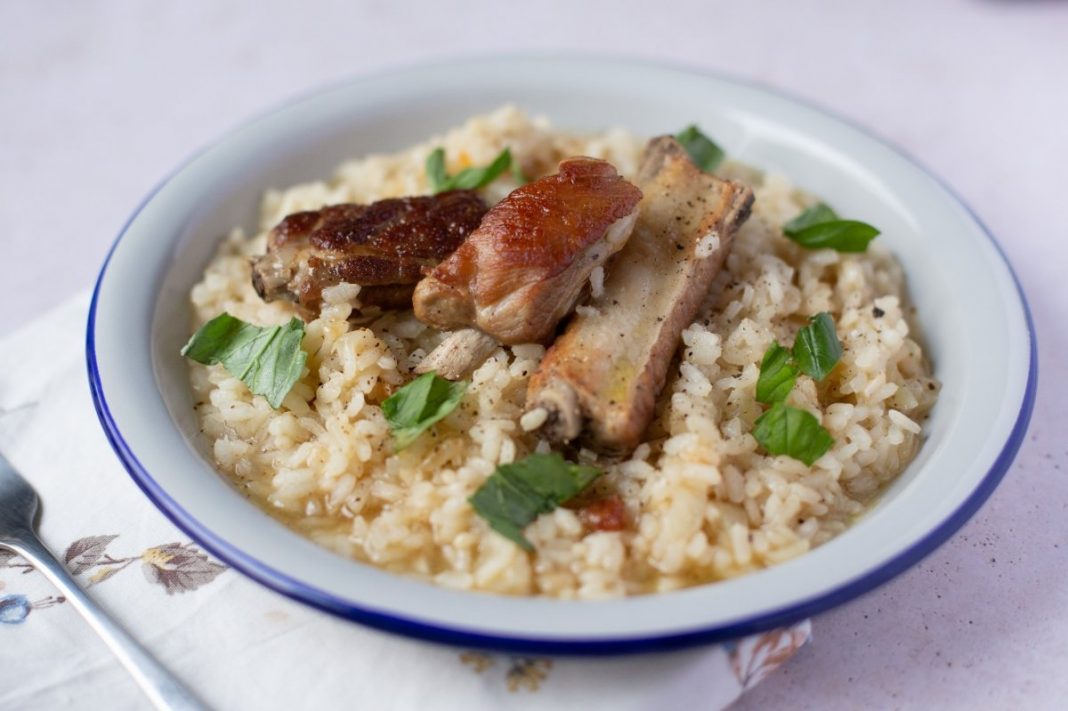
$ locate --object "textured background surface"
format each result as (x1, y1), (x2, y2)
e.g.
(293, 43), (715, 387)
(3, 1), (1066, 708)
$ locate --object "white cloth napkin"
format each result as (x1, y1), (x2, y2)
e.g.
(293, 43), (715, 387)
(0, 293), (810, 710)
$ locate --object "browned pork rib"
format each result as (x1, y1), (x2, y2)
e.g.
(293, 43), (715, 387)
(526, 137), (754, 455)
(251, 191), (487, 316)
(412, 158), (643, 346)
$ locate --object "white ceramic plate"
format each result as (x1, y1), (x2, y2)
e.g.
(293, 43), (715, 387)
(88, 57), (1036, 654)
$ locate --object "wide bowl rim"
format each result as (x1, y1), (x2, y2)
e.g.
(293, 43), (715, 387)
(86, 54), (1037, 655)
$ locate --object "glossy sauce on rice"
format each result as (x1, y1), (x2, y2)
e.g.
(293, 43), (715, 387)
(187, 107), (939, 598)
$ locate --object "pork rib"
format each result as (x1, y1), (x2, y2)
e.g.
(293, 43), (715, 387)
(251, 190), (487, 315)
(412, 158), (642, 346)
(526, 137), (754, 455)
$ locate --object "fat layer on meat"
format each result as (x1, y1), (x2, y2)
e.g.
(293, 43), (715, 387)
(526, 137), (754, 455)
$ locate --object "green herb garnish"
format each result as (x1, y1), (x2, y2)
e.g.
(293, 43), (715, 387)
(782, 203), (880, 252)
(469, 453), (601, 550)
(382, 371), (467, 450)
(755, 342), (799, 405)
(181, 313), (306, 409)
(792, 312), (843, 381)
(753, 403), (835, 466)
(425, 147), (512, 194)
(512, 160), (530, 186)
(675, 124), (725, 172)
(752, 312), (842, 462)
(783, 203), (838, 232)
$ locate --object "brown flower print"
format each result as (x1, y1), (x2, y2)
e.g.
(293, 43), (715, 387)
(64, 535), (119, 575)
(506, 658), (552, 692)
(458, 652), (553, 692)
(459, 652), (496, 673)
(141, 543), (226, 594)
(728, 627), (809, 689)
(1, 534), (228, 625)
(0, 548), (33, 575)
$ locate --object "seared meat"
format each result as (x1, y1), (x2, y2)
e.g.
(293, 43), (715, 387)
(412, 158), (642, 345)
(251, 191), (487, 315)
(576, 494), (629, 532)
(526, 137), (754, 455)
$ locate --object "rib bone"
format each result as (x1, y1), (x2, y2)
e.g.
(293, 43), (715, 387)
(526, 136), (754, 455)
(413, 328), (499, 381)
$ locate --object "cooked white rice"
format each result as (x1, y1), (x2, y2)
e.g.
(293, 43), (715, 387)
(188, 106), (939, 598)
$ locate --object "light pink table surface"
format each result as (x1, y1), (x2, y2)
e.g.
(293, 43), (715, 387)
(4, 1), (1065, 708)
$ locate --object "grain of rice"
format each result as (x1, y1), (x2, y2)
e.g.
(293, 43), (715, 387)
(590, 265), (605, 298)
(520, 407), (549, 432)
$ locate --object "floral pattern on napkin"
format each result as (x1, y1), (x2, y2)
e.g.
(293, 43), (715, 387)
(0, 593), (64, 624)
(725, 626), (811, 689)
(460, 652), (554, 692)
(0, 534), (227, 623)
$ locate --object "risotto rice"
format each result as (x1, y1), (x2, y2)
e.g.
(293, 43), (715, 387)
(187, 107), (939, 598)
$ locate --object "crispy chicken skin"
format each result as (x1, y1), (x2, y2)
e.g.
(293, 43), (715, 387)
(527, 137), (754, 455)
(251, 190), (487, 315)
(412, 158), (642, 345)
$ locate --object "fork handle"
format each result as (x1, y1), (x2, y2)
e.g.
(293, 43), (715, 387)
(5, 533), (207, 711)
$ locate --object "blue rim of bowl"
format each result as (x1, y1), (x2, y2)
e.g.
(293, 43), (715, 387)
(86, 56), (1038, 655)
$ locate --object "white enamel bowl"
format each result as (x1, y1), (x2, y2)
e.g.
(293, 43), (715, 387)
(88, 57), (1036, 654)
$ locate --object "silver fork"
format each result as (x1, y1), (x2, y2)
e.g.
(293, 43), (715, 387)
(0, 452), (205, 710)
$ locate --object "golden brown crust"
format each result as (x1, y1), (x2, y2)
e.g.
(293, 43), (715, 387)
(527, 137), (754, 455)
(251, 190), (486, 314)
(413, 158), (642, 344)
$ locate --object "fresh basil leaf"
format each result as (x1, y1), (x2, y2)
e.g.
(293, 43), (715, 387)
(783, 203), (839, 234)
(181, 313), (306, 409)
(753, 403), (834, 466)
(756, 342), (799, 404)
(425, 147), (512, 194)
(787, 220), (880, 252)
(469, 453), (601, 550)
(792, 312), (842, 381)
(449, 148), (512, 190)
(382, 371), (467, 450)
(512, 160), (530, 186)
(675, 124), (725, 172)
(783, 203), (879, 253)
(425, 148), (449, 193)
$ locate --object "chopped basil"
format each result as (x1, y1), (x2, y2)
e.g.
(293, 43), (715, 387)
(753, 312), (842, 463)
(425, 147), (512, 194)
(792, 313), (843, 381)
(753, 403), (834, 466)
(469, 453), (601, 551)
(756, 342), (798, 405)
(675, 125), (725, 172)
(382, 371), (467, 450)
(181, 313), (306, 409)
(783, 203), (879, 253)
(425, 148), (449, 192)
(783, 203), (838, 232)
(512, 160), (530, 186)
(788, 220), (880, 252)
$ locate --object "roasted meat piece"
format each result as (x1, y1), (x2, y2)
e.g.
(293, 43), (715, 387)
(526, 137), (754, 455)
(412, 158), (643, 345)
(251, 190), (487, 315)
(576, 494), (629, 532)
